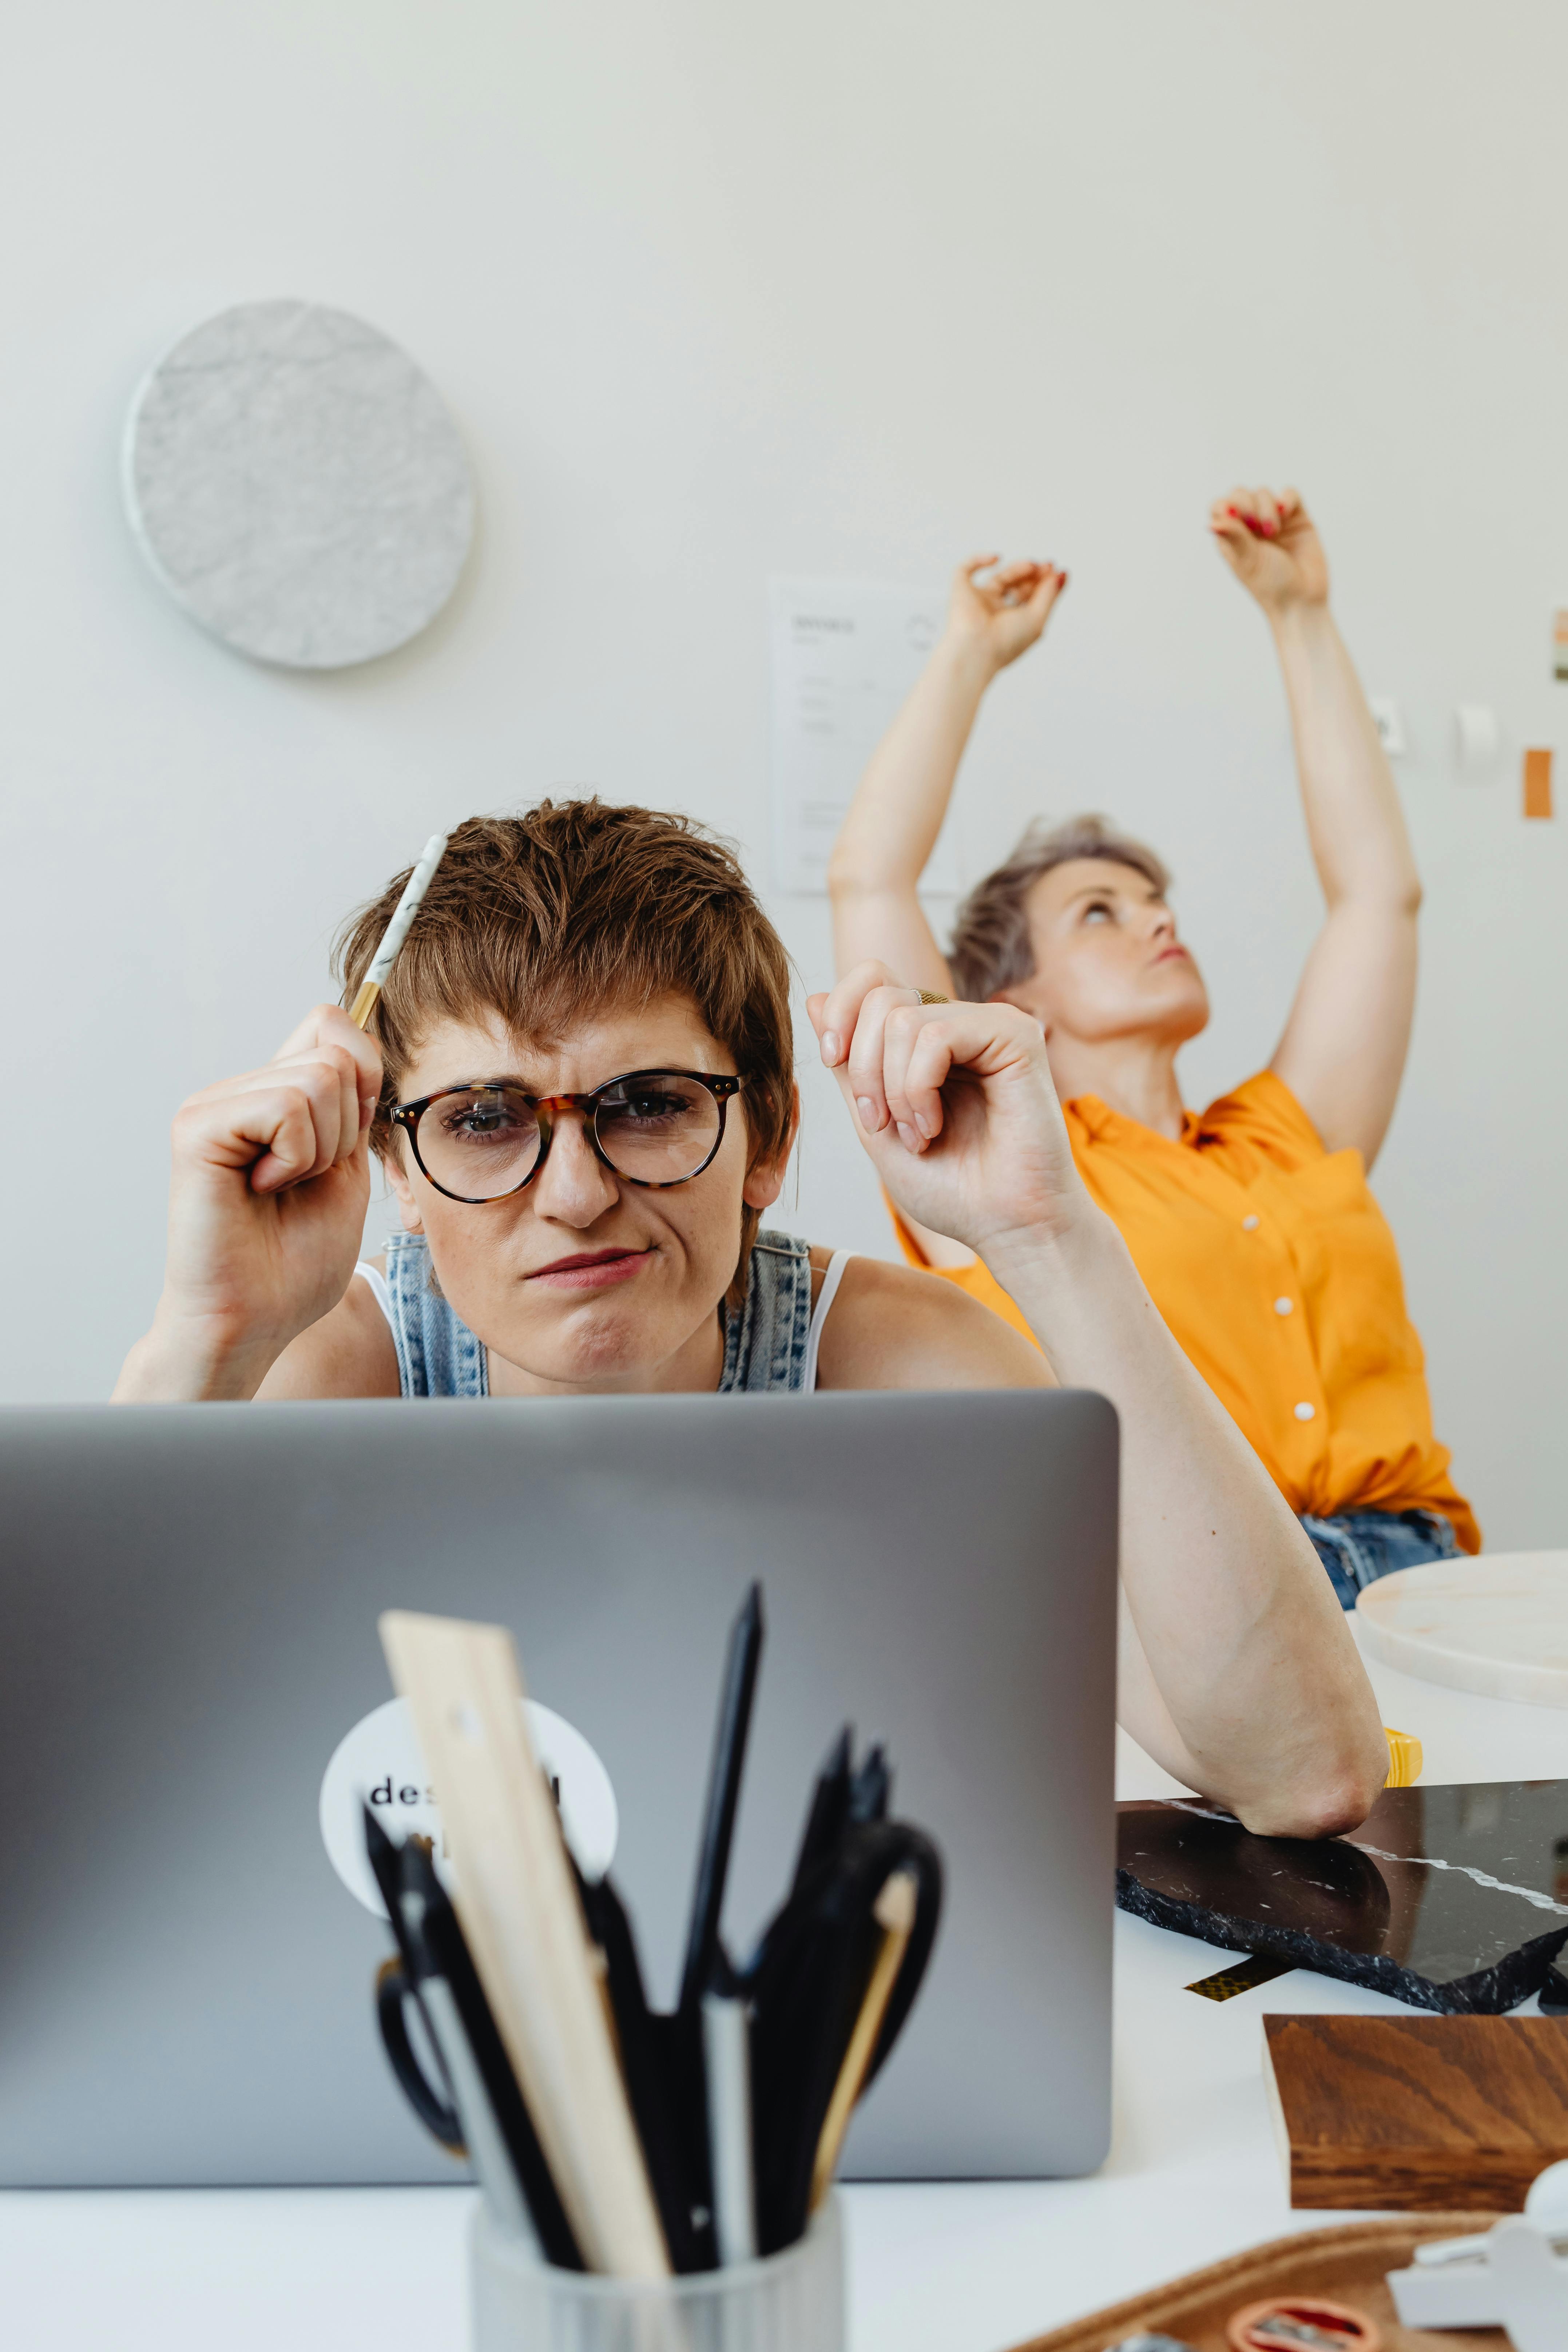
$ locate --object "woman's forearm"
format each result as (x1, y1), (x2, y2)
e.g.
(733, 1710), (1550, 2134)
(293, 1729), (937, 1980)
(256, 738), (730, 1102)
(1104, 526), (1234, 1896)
(810, 963), (1386, 1835)
(1271, 604), (1420, 913)
(113, 1309), (277, 1401)
(984, 1208), (1389, 1837)
(1265, 597), (1420, 1161)
(828, 553), (1064, 983)
(829, 632), (993, 896)
(827, 635), (994, 990)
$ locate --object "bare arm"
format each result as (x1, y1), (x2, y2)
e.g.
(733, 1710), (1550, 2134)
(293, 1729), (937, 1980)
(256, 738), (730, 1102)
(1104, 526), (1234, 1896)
(255, 1271), (400, 1398)
(814, 1250), (1059, 1391)
(1213, 487), (1420, 1167)
(815, 1252), (1341, 1823)
(113, 1007), (386, 1401)
(827, 555), (1067, 993)
(992, 1211), (1381, 1837)
(810, 963), (1389, 1840)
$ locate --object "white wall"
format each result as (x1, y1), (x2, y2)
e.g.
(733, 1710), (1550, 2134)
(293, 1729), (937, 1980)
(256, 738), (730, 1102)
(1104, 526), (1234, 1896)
(7, 1), (1565, 1544)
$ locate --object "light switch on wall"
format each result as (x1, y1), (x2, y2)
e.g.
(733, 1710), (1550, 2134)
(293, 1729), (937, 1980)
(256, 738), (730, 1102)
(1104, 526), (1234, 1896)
(1368, 698), (1406, 756)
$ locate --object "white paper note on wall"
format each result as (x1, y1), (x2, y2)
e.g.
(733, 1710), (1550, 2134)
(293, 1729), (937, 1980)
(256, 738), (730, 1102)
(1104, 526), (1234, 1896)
(769, 577), (961, 896)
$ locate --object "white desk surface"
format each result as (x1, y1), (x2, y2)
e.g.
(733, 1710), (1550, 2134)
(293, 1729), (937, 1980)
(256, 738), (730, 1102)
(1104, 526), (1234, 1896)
(4, 1623), (1565, 2352)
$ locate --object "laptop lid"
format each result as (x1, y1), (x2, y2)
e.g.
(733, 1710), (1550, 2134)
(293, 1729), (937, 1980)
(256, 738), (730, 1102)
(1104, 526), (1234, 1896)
(0, 1389), (1116, 2185)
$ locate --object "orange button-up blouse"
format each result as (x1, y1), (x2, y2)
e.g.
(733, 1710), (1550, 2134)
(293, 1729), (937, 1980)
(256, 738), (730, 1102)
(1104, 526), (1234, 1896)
(889, 1069), (1479, 1552)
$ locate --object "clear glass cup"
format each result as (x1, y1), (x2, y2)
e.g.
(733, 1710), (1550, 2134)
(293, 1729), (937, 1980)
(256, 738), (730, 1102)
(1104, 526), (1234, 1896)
(470, 2196), (844, 2352)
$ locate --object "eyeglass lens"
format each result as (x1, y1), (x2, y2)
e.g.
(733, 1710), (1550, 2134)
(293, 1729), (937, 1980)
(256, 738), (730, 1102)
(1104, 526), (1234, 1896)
(414, 1075), (724, 1199)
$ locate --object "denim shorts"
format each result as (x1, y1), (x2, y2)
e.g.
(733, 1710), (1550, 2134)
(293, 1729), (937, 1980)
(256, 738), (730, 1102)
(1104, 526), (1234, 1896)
(1300, 1507), (1461, 1611)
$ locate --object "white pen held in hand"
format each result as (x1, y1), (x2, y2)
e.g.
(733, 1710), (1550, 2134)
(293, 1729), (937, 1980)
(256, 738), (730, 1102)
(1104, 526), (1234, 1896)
(350, 831), (449, 1028)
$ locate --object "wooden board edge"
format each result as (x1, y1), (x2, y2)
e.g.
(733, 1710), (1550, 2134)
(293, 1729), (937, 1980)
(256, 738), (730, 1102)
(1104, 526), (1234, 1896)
(1287, 2149), (1552, 2212)
(1003, 2213), (1499, 2352)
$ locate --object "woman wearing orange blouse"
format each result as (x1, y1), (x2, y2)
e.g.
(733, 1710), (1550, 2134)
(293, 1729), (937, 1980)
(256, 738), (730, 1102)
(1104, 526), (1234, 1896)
(824, 485), (1477, 1603)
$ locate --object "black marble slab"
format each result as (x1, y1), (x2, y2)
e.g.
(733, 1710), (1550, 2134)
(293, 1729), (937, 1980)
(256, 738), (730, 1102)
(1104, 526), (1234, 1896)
(1117, 1781), (1568, 2012)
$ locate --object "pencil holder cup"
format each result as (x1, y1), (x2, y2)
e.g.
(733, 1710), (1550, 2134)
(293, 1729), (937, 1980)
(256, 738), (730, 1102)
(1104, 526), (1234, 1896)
(470, 2196), (844, 2352)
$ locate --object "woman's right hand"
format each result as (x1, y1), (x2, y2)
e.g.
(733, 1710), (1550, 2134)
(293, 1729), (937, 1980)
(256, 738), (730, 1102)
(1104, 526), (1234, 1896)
(943, 552), (1068, 677)
(117, 1006), (382, 1399)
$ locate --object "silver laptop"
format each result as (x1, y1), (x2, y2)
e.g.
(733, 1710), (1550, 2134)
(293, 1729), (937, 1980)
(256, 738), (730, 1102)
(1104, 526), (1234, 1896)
(0, 1390), (1117, 2187)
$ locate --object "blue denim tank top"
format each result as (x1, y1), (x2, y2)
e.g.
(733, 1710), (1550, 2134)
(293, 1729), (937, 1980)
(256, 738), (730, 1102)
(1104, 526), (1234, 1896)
(370, 1228), (817, 1397)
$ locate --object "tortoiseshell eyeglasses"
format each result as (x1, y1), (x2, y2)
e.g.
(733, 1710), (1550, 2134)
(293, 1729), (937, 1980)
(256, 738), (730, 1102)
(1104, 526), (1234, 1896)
(391, 1069), (746, 1205)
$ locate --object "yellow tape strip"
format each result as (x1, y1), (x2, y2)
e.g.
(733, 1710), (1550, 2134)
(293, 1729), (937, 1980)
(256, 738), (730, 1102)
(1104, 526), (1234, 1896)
(1186, 1953), (1293, 2002)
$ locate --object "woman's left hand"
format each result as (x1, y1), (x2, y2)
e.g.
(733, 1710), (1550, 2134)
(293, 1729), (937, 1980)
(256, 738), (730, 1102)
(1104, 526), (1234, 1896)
(807, 962), (1090, 1258)
(1210, 484), (1329, 614)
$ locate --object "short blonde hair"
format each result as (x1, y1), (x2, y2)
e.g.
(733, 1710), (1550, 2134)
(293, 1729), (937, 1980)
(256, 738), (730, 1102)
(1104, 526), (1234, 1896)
(948, 815), (1171, 1002)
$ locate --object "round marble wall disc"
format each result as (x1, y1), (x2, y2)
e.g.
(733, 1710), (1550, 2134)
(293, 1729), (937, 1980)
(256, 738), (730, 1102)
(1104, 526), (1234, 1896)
(124, 299), (475, 669)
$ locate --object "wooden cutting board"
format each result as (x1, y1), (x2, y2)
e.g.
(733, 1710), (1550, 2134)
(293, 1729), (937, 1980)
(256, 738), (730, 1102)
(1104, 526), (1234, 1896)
(1009, 2216), (1506, 2351)
(1263, 2011), (1568, 2210)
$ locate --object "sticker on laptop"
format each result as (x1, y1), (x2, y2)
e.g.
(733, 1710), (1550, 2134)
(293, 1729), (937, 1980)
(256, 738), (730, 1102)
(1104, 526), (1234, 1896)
(318, 1694), (619, 1915)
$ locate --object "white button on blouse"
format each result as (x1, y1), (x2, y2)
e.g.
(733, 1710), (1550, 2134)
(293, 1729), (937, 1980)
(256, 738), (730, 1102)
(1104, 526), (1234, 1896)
(1242, 1214), (1260, 1231)
(1294, 1401), (1315, 1421)
(1274, 1297), (1293, 1316)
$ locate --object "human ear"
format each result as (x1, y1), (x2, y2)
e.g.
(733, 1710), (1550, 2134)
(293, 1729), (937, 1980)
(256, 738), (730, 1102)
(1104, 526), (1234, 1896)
(741, 1082), (799, 1211)
(742, 1159), (784, 1212)
(382, 1142), (425, 1236)
(991, 986), (1051, 1043)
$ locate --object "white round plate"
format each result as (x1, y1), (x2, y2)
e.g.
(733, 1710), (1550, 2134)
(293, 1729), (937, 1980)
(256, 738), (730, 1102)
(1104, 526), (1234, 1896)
(124, 298), (475, 668)
(1356, 1549), (1568, 1709)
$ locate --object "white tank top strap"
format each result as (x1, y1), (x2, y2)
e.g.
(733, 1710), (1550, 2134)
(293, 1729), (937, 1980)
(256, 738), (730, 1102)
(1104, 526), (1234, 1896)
(803, 1249), (853, 1393)
(353, 1260), (396, 1335)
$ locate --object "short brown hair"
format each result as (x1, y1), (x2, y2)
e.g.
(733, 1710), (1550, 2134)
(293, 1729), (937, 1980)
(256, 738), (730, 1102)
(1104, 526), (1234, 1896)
(336, 801), (796, 1305)
(947, 814), (1171, 1003)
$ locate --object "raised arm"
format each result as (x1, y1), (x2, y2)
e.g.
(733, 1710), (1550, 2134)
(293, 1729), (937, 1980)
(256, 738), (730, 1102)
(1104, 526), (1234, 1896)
(827, 555), (1067, 992)
(1212, 486), (1420, 1167)
(113, 1006), (394, 1401)
(809, 962), (1389, 1840)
